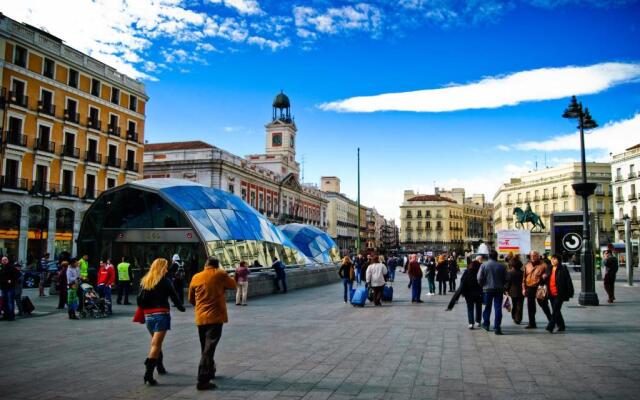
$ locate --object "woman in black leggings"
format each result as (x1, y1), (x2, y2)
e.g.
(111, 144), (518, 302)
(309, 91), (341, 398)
(435, 255), (449, 295)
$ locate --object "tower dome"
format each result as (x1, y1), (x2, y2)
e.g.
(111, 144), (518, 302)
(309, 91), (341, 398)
(273, 91), (290, 109)
(272, 90), (292, 122)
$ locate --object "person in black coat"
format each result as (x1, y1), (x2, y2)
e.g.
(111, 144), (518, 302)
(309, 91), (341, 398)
(425, 256), (436, 295)
(459, 258), (483, 328)
(435, 255), (449, 295)
(545, 254), (574, 333)
(506, 254), (524, 324)
(448, 256), (459, 292)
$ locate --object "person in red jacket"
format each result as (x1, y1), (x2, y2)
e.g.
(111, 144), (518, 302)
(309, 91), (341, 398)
(97, 260), (116, 314)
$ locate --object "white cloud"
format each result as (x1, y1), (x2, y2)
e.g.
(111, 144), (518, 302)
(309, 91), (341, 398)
(514, 113), (640, 155)
(319, 62), (640, 112)
(196, 43), (218, 52)
(294, 3), (383, 38)
(207, 0), (263, 15)
(247, 36), (290, 51)
(496, 145), (510, 151)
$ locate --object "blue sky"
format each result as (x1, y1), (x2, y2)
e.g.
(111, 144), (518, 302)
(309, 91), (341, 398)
(7, 0), (640, 220)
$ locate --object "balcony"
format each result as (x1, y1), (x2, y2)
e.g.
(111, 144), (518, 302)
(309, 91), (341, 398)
(629, 173), (636, 179)
(4, 131), (28, 147)
(551, 193), (558, 199)
(0, 176), (29, 191)
(37, 100), (56, 117)
(85, 151), (102, 164)
(125, 160), (139, 173)
(595, 189), (605, 196)
(87, 118), (101, 130)
(105, 156), (121, 168)
(506, 215), (513, 221)
(83, 188), (98, 200)
(542, 195), (549, 200)
(533, 195), (540, 201)
(405, 214), (412, 219)
(107, 125), (121, 137)
(615, 175), (623, 182)
(61, 144), (80, 159)
(615, 197), (624, 204)
(64, 109), (80, 124)
(561, 192), (569, 198)
(8, 91), (28, 108)
(34, 138), (55, 154)
(630, 194), (638, 202)
(435, 226), (443, 231)
(54, 184), (79, 198)
(30, 180), (49, 194)
(126, 130), (138, 142)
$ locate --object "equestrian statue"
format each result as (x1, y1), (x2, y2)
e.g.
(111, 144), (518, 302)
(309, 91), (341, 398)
(513, 203), (546, 232)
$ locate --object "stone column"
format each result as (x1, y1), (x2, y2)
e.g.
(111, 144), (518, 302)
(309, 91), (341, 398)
(18, 201), (29, 264)
(47, 203), (56, 257)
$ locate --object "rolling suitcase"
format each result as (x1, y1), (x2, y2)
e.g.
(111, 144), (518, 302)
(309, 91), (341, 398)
(22, 296), (35, 314)
(351, 287), (368, 307)
(382, 285), (393, 302)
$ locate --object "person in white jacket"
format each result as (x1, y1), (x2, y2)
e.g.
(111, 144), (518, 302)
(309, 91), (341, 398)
(366, 255), (388, 306)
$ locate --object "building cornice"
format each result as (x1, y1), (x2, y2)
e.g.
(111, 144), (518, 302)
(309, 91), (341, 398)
(0, 16), (147, 98)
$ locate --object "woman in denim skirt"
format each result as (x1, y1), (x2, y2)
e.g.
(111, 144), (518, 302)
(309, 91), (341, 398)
(137, 258), (185, 385)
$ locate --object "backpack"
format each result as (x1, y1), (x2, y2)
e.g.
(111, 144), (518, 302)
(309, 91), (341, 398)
(175, 263), (186, 280)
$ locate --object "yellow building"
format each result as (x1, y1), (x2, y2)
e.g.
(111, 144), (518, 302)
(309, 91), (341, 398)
(493, 163), (614, 244)
(0, 17), (147, 265)
(400, 188), (493, 253)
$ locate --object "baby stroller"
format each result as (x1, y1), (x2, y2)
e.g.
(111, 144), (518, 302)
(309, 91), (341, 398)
(79, 283), (107, 319)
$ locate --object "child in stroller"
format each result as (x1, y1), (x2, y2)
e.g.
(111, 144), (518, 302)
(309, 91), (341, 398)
(80, 283), (107, 319)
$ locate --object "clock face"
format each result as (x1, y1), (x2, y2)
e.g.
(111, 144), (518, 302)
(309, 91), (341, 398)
(272, 133), (282, 146)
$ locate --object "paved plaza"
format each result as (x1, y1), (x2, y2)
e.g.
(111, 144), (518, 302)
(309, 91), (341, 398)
(1, 272), (639, 400)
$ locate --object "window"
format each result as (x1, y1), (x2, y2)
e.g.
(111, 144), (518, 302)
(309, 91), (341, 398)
(8, 116), (23, 134)
(91, 78), (101, 97)
(14, 45), (27, 67)
(126, 150), (135, 170)
(65, 98), (78, 122)
(107, 177), (116, 189)
(616, 168), (622, 180)
(631, 164), (636, 175)
(87, 139), (98, 162)
(4, 159), (20, 188)
(88, 106), (100, 129)
(258, 193), (264, 210)
(109, 114), (119, 135)
(62, 170), (74, 196)
(111, 87), (120, 104)
(35, 165), (48, 192)
(250, 191), (256, 207)
(129, 95), (137, 111)
(241, 188), (247, 202)
(228, 184), (234, 194)
(68, 69), (79, 88)
(10, 79), (27, 107)
(86, 174), (96, 199)
(43, 58), (55, 78)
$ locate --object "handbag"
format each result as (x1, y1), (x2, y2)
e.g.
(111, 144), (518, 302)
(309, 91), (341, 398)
(132, 307), (145, 324)
(536, 284), (548, 300)
(502, 295), (512, 312)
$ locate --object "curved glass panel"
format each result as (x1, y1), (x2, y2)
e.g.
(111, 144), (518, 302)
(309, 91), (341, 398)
(279, 223), (341, 263)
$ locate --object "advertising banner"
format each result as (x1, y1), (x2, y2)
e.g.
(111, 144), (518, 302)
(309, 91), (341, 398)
(497, 230), (531, 255)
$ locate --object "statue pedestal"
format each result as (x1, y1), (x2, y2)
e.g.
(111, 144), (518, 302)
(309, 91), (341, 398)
(531, 232), (548, 254)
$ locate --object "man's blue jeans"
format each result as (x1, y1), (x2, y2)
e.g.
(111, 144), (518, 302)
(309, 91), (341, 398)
(411, 278), (422, 301)
(388, 267), (396, 282)
(342, 278), (353, 302)
(482, 292), (503, 330)
(2, 287), (16, 319)
(355, 269), (362, 285)
(98, 285), (112, 313)
(274, 272), (287, 292)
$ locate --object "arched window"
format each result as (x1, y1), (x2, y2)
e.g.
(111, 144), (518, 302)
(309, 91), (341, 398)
(27, 205), (49, 266)
(0, 202), (21, 259)
(55, 208), (74, 257)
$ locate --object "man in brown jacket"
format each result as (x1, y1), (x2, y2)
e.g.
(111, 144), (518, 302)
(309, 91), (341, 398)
(188, 257), (237, 390)
(522, 251), (552, 329)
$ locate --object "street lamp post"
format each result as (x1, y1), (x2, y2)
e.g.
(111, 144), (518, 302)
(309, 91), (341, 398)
(562, 95), (599, 305)
(623, 215), (633, 286)
(30, 183), (57, 265)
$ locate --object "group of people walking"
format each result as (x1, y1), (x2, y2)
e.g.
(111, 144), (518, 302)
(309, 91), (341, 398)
(453, 250), (574, 335)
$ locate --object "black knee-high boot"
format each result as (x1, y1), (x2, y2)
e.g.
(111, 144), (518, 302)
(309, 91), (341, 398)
(157, 351), (167, 375)
(144, 358), (158, 385)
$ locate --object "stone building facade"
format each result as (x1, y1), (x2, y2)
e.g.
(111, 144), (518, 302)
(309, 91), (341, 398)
(0, 16), (147, 264)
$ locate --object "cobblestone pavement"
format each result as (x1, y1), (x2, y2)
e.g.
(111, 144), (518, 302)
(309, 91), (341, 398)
(1, 272), (639, 400)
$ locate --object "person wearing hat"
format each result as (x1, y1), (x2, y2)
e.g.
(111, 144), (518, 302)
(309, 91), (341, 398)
(168, 254), (186, 305)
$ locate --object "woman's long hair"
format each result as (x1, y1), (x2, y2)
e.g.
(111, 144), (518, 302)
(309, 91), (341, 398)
(341, 256), (351, 265)
(140, 258), (168, 290)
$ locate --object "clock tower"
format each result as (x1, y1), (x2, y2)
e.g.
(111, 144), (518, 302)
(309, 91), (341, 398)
(247, 91), (300, 176)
